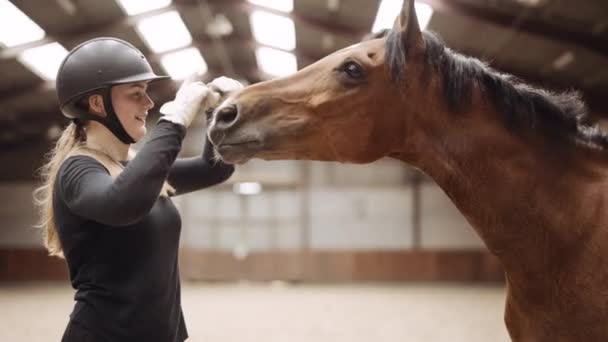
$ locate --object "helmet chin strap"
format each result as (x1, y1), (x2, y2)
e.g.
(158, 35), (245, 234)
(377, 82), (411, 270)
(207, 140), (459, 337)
(78, 88), (135, 144)
(99, 88), (135, 144)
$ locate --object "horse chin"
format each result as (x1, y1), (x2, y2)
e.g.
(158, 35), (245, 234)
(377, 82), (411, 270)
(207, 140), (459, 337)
(213, 127), (302, 163)
(215, 141), (262, 164)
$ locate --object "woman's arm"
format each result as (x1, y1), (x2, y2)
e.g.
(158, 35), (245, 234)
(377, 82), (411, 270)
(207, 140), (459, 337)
(58, 121), (186, 226)
(168, 134), (235, 196)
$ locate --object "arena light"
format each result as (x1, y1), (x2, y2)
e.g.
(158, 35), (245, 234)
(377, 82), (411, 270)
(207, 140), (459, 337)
(256, 46), (297, 77)
(160, 47), (207, 80)
(247, 0), (293, 13)
(371, 0), (434, 33)
(552, 51), (575, 70)
(233, 182), (263, 195)
(56, 0), (77, 15)
(46, 124), (62, 141)
(136, 11), (192, 53)
(515, 0), (544, 6)
(327, 0), (340, 12)
(250, 10), (295, 51)
(0, 0), (46, 47)
(115, 0), (171, 15)
(18, 42), (68, 81)
(232, 242), (249, 260)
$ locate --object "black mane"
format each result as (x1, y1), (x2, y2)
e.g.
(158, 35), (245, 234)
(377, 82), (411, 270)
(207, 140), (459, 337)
(382, 29), (608, 150)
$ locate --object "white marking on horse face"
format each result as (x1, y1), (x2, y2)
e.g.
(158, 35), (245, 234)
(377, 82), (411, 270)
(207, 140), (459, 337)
(309, 91), (333, 108)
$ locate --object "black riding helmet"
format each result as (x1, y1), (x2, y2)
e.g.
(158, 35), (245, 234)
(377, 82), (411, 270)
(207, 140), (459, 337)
(56, 37), (170, 143)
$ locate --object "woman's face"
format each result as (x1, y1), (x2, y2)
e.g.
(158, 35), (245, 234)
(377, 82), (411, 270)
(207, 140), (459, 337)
(111, 81), (155, 142)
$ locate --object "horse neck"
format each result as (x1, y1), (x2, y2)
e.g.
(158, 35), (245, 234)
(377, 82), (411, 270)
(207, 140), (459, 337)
(395, 92), (608, 277)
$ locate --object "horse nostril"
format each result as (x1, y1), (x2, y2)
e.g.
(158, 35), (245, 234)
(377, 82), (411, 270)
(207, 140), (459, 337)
(216, 104), (238, 125)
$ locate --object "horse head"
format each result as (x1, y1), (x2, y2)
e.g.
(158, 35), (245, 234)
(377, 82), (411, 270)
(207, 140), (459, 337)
(208, 0), (430, 164)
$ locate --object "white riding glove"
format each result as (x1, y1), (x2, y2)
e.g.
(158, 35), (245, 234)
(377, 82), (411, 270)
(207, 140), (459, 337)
(159, 73), (213, 128)
(201, 76), (244, 118)
(208, 76), (244, 100)
(202, 76), (244, 120)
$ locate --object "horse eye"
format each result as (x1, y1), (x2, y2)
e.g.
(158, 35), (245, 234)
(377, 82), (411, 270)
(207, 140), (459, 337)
(342, 61), (364, 79)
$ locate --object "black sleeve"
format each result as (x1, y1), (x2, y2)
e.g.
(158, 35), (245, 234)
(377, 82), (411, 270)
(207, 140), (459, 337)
(57, 121), (186, 226)
(168, 134), (235, 196)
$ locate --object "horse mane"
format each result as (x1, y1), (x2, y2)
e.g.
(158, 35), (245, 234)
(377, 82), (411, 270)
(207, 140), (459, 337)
(381, 28), (608, 150)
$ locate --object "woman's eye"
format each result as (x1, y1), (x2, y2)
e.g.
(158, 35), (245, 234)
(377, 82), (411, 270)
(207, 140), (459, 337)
(342, 61), (364, 79)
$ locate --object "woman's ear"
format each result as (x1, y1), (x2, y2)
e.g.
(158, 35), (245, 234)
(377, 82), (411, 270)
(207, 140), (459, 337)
(88, 94), (107, 117)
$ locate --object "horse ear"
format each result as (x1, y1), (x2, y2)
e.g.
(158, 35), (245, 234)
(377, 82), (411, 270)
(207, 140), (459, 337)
(395, 0), (424, 49)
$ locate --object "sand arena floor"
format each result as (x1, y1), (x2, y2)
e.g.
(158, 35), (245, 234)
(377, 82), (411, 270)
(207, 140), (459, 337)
(0, 281), (509, 342)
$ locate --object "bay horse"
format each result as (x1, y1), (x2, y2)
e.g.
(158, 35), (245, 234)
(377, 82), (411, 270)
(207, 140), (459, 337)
(207, 0), (608, 340)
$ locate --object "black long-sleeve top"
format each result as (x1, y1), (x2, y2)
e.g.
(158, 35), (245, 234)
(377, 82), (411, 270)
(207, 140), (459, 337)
(53, 121), (234, 342)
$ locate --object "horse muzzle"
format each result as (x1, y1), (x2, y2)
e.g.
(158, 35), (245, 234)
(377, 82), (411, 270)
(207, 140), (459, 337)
(208, 102), (264, 164)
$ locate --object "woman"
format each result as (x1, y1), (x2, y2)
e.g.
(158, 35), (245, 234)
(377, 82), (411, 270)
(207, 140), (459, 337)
(33, 37), (241, 341)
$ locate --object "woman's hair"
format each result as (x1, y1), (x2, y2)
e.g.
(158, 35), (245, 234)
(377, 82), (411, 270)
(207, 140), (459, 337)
(33, 122), (84, 258)
(33, 111), (174, 258)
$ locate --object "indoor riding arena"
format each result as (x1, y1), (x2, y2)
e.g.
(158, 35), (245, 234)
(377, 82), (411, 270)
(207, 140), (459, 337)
(1, 0), (607, 341)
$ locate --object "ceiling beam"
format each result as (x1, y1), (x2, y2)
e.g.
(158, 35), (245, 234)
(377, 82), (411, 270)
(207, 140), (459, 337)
(181, 0), (367, 39)
(1, 0), (363, 62)
(0, 33), (323, 107)
(2, 0), (605, 62)
(1, 0), (607, 114)
(0, 6), (172, 61)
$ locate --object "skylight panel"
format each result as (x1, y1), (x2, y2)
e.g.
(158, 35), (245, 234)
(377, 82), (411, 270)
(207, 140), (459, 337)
(160, 47), (207, 80)
(136, 11), (192, 53)
(256, 46), (297, 77)
(250, 10), (295, 51)
(0, 0), (45, 47)
(115, 0), (172, 15)
(18, 42), (68, 81)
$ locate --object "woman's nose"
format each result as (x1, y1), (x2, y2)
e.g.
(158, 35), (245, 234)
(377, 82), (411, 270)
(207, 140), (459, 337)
(143, 93), (154, 109)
